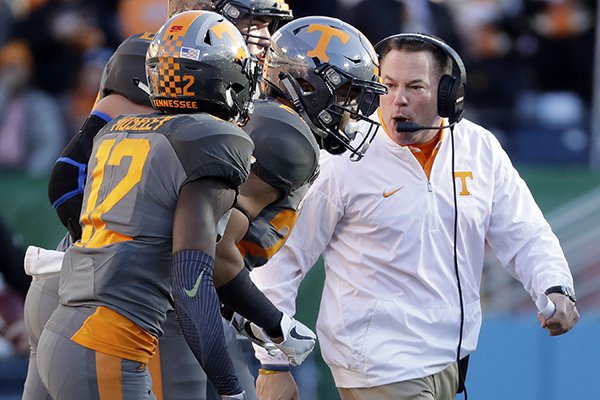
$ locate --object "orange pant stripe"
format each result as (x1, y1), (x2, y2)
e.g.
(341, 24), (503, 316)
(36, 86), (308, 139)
(96, 352), (123, 400)
(148, 348), (163, 400)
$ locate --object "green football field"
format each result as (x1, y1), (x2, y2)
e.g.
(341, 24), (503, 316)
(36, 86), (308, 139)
(2, 164), (599, 251)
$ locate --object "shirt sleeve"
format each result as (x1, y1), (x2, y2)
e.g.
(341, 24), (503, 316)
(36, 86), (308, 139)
(485, 139), (574, 301)
(250, 152), (344, 363)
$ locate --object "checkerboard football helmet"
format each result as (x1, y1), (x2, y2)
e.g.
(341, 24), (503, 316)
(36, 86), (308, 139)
(262, 16), (387, 160)
(146, 10), (256, 122)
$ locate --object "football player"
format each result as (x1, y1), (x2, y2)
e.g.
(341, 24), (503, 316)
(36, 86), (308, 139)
(25, 2), (307, 400)
(35, 11), (254, 400)
(26, 3), (386, 400)
(222, 15), (387, 399)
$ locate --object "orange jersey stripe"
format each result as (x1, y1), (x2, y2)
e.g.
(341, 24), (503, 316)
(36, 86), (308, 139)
(71, 306), (158, 364)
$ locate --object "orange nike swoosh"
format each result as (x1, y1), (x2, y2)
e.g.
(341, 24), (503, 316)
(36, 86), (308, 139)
(383, 187), (404, 198)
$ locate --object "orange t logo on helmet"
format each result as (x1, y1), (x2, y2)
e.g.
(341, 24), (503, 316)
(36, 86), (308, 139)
(275, 0), (290, 11)
(306, 24), (349, 62)
(210, 21), (249, 61)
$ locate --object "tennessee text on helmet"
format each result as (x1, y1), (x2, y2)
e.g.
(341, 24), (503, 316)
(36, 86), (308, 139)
(262, 16), (387, 160)
(146, 10), (256, 122)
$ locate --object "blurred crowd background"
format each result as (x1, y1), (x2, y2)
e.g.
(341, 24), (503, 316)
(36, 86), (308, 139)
(0, 0), (595, 176)
(0, 0), (598, 399)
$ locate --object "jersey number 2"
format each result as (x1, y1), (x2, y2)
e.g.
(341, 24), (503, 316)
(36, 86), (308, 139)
(77, 138), (150, 249)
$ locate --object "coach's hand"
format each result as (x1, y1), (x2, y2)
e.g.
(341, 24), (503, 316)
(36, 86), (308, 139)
(539, 293), (579, 336)
(256, 371), (299, 400)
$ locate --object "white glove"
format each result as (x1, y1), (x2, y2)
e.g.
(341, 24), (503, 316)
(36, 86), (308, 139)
(222, 390), (245, 399)
(230, 312), (281, 356)
(232, 312), (316, 366)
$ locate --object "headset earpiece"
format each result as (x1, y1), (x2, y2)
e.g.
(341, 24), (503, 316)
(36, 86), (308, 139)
(438, 74), (458, 120)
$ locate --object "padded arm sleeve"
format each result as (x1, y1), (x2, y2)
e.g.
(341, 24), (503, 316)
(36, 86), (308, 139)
(171, 250), (242, 396)
(47, 113), (110, 241)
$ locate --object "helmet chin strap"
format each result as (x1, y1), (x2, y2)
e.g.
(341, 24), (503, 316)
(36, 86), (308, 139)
(132, 78), (150, 95)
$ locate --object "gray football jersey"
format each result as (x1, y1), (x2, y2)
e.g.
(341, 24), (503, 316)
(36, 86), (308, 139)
(238, 99), (319, 270)
(99, 32), (154, 107)
(59, 113), (253, 337)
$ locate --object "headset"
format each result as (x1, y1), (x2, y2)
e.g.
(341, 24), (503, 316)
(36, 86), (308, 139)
(374, 33), (470, 399)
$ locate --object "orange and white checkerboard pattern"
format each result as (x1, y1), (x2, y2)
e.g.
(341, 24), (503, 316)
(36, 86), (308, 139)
(155, 33), (185, 98)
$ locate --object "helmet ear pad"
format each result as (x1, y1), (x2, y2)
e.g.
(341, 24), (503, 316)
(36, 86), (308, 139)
(437, 74), (458, 120)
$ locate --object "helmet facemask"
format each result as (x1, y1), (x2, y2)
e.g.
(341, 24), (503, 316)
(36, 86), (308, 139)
(275, 62), (387, 161)
(215, 0), (293, 58)
(261, 16), (388, 160)
(315, 63), (386, 159)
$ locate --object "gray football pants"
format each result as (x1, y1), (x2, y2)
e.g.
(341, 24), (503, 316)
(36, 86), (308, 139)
(23, 274), (256, 400)
(37, 304), (156, 400)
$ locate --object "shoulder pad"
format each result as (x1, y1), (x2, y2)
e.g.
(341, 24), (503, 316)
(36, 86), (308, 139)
(243, 100), (319, 194)
(167, 114), (254, 188)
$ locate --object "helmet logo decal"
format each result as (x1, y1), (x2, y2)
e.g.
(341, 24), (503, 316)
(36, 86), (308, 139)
(275, 0), (291, 11)
(139, 32), (156, 41)
(161, 11), (198, 41)
(306, 24), (349, 62)
(210, 21), (249, 61)
(180, 46), (201, 61)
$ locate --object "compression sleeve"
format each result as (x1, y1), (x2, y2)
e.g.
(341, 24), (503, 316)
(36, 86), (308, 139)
(47, 112), (111, 240)
(171, 250), (242, 396)
(216, 269), (283, 338)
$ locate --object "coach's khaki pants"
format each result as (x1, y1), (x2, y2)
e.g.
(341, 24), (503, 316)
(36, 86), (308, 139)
(338, 362), (458, 400)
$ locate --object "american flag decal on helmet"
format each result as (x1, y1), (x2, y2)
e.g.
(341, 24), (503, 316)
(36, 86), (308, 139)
(180, 47), (200, 61)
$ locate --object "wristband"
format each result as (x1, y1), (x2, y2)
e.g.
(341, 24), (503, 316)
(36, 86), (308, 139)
(258, 369), (285, 375)
(260, 364), (291, 372)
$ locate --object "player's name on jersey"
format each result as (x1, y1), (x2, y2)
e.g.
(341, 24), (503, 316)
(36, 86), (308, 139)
(110, 116), (177, 132)
(151, 98), (199, 110)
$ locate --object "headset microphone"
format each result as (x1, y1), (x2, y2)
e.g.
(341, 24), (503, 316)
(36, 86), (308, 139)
(395, 120), (456, 133)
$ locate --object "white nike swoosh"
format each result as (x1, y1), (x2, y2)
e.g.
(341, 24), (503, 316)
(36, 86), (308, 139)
(184, 270), (205, 297)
